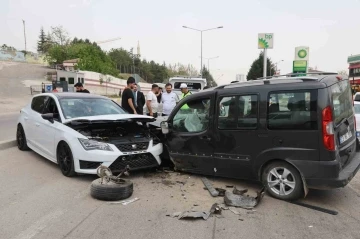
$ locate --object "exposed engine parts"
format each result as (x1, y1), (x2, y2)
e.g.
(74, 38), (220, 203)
(97, 165), (130, 184)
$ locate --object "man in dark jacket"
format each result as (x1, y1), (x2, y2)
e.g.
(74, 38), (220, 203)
(133, 83), (145, 115)
(74, 83), (90, 93)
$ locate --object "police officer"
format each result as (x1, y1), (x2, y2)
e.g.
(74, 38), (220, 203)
(180, 83), (192, 111)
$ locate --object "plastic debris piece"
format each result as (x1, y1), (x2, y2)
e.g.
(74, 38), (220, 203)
(224, 188), (265, 209)
(201, 177), (219, 197)
(233, 187), (248, 195)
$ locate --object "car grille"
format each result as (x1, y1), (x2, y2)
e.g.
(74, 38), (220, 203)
(116, 142), (149, 152)
(79, 160), (102, 170)
(109, 153), (158, 172)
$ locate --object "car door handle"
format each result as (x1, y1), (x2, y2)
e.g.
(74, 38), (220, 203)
(35, 123), (40, 127)
(24, 117), (28, 121)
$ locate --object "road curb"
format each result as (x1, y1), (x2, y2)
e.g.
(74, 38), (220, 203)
(0, 140), (17, 151)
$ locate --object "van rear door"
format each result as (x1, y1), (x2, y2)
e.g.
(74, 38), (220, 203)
(330, 80), (356, 166)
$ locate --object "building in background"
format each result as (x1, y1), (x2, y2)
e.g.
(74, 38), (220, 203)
(348, 54), (360, 85)
(236, 74), (245, 82)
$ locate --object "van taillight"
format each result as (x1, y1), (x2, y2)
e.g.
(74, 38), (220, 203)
(322, 106), (335, 151)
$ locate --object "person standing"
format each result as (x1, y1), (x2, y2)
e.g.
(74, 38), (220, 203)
(133, 83), (145, 115)
(180, 83), (192, 110)
(74, 83), (90, 93)
(146, 84), (159, 118)
(121, 77), (137, 114)
(161, 83), (179, 116)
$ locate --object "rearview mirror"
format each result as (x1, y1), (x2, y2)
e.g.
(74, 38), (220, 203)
(160, 121), (169, 135)
(41, 113), (54, 123)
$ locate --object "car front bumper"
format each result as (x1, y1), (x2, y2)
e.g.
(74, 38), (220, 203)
(72, 141), (163, 174)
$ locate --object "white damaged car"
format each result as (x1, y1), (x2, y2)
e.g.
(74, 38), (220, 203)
(16, 93), (163, 177)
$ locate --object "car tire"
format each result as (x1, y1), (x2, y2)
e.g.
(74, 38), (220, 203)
(262, 161), (303, 201)
(90, 178), (133, 201)
(57, 142), (77, 177)
(17, 124), (29, 151)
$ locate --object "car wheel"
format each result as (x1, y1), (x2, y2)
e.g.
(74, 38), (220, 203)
(17, 124), (29, 151)
(57, 142), (76, 177)
(262, 161), (303, 201)
(90, 178), (133, 201)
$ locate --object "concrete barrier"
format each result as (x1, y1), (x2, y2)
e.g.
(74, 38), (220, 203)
(0, 140), (17, 151)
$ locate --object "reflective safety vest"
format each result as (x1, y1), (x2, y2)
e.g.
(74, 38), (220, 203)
(180, 91), (192, 110)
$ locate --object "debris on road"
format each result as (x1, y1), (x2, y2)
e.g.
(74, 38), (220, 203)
(224, 188), (265, 209)
(90, 165), (133, 201)
(215, 188), (226, 197)
(201, 177), (219, 197)
(229, 208), (241, 215)
(178, 211), (210, 220)
(170, 203), (223, 220)
(108, 197), (140, 205)
(209, 203), (222, 215)
(233, 186), (248, 196)
(288, 201), (338, 215)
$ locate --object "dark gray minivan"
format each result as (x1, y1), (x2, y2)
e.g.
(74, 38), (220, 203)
(160, 73), (360, 200)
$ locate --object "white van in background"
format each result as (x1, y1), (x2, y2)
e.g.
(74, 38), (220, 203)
(168, 76), (207, 97)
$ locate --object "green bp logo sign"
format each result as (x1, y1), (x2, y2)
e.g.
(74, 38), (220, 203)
(298, 49), (307, 59)
(295, 46), (309, 60)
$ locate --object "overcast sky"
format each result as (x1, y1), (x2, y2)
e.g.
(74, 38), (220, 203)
(1, 0), (359, 85)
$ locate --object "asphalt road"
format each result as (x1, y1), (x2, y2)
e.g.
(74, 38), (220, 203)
(0, 112), (18, 141)
(0, 147), (360, 239)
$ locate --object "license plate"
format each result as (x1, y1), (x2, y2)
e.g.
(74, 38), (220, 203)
(340, 130), (353, 144)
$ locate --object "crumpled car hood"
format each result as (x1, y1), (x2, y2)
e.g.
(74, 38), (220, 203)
(63, 114), (156, 125)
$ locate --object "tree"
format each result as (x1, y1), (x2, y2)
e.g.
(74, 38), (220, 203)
(246, 51), (275, 80)
(37, 27), (46, 53)
(50, 26), (69, 46)
(201, 66), (218, 87)
(1, 44), (16, 51)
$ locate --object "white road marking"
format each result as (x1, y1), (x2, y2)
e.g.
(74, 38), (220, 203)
(12, 209), (65, 239)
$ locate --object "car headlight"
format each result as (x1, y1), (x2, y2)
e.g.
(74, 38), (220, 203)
(78, 138), (113, 151)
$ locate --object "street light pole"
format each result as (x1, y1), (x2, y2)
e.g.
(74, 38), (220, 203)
(201, 31), (203, 74)
(274, 60), (284, 75)
(183, 25), (223, 75)
(22, 20), (27, 54)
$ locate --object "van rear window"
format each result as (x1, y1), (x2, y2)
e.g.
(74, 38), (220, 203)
(330, 80), (353, 125)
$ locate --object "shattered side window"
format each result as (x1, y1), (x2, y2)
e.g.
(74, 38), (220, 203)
(172, 98), (210, 133)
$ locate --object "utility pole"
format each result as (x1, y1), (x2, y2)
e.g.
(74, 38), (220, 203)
(22, 20), (27, 54)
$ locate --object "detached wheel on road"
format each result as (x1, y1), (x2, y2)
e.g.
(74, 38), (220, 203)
(17, 124), (29, 151)
(57, 142), (76, 177)
(90, 178), (133, 201)
(262, 161), (303, 201)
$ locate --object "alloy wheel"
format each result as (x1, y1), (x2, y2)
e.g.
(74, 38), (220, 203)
(267, 167), (296, 196)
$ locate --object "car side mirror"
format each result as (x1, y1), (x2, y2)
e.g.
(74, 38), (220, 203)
(160, 121), (169, 135)
(220, 104), (226, 117)
(42, 113), (54, 123)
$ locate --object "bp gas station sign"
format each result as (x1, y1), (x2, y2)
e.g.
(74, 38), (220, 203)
(293, 46), (309, 75)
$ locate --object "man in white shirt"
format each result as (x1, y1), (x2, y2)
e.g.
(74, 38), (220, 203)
(161, 83), (179, 116)
(146, 84), (159, 118)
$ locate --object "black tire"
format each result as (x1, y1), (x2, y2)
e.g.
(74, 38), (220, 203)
(57, 142), (77, 177)
(90, 178), (133, 201)
(262, 161), (303, 201)
(17, 124), (29, 151)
